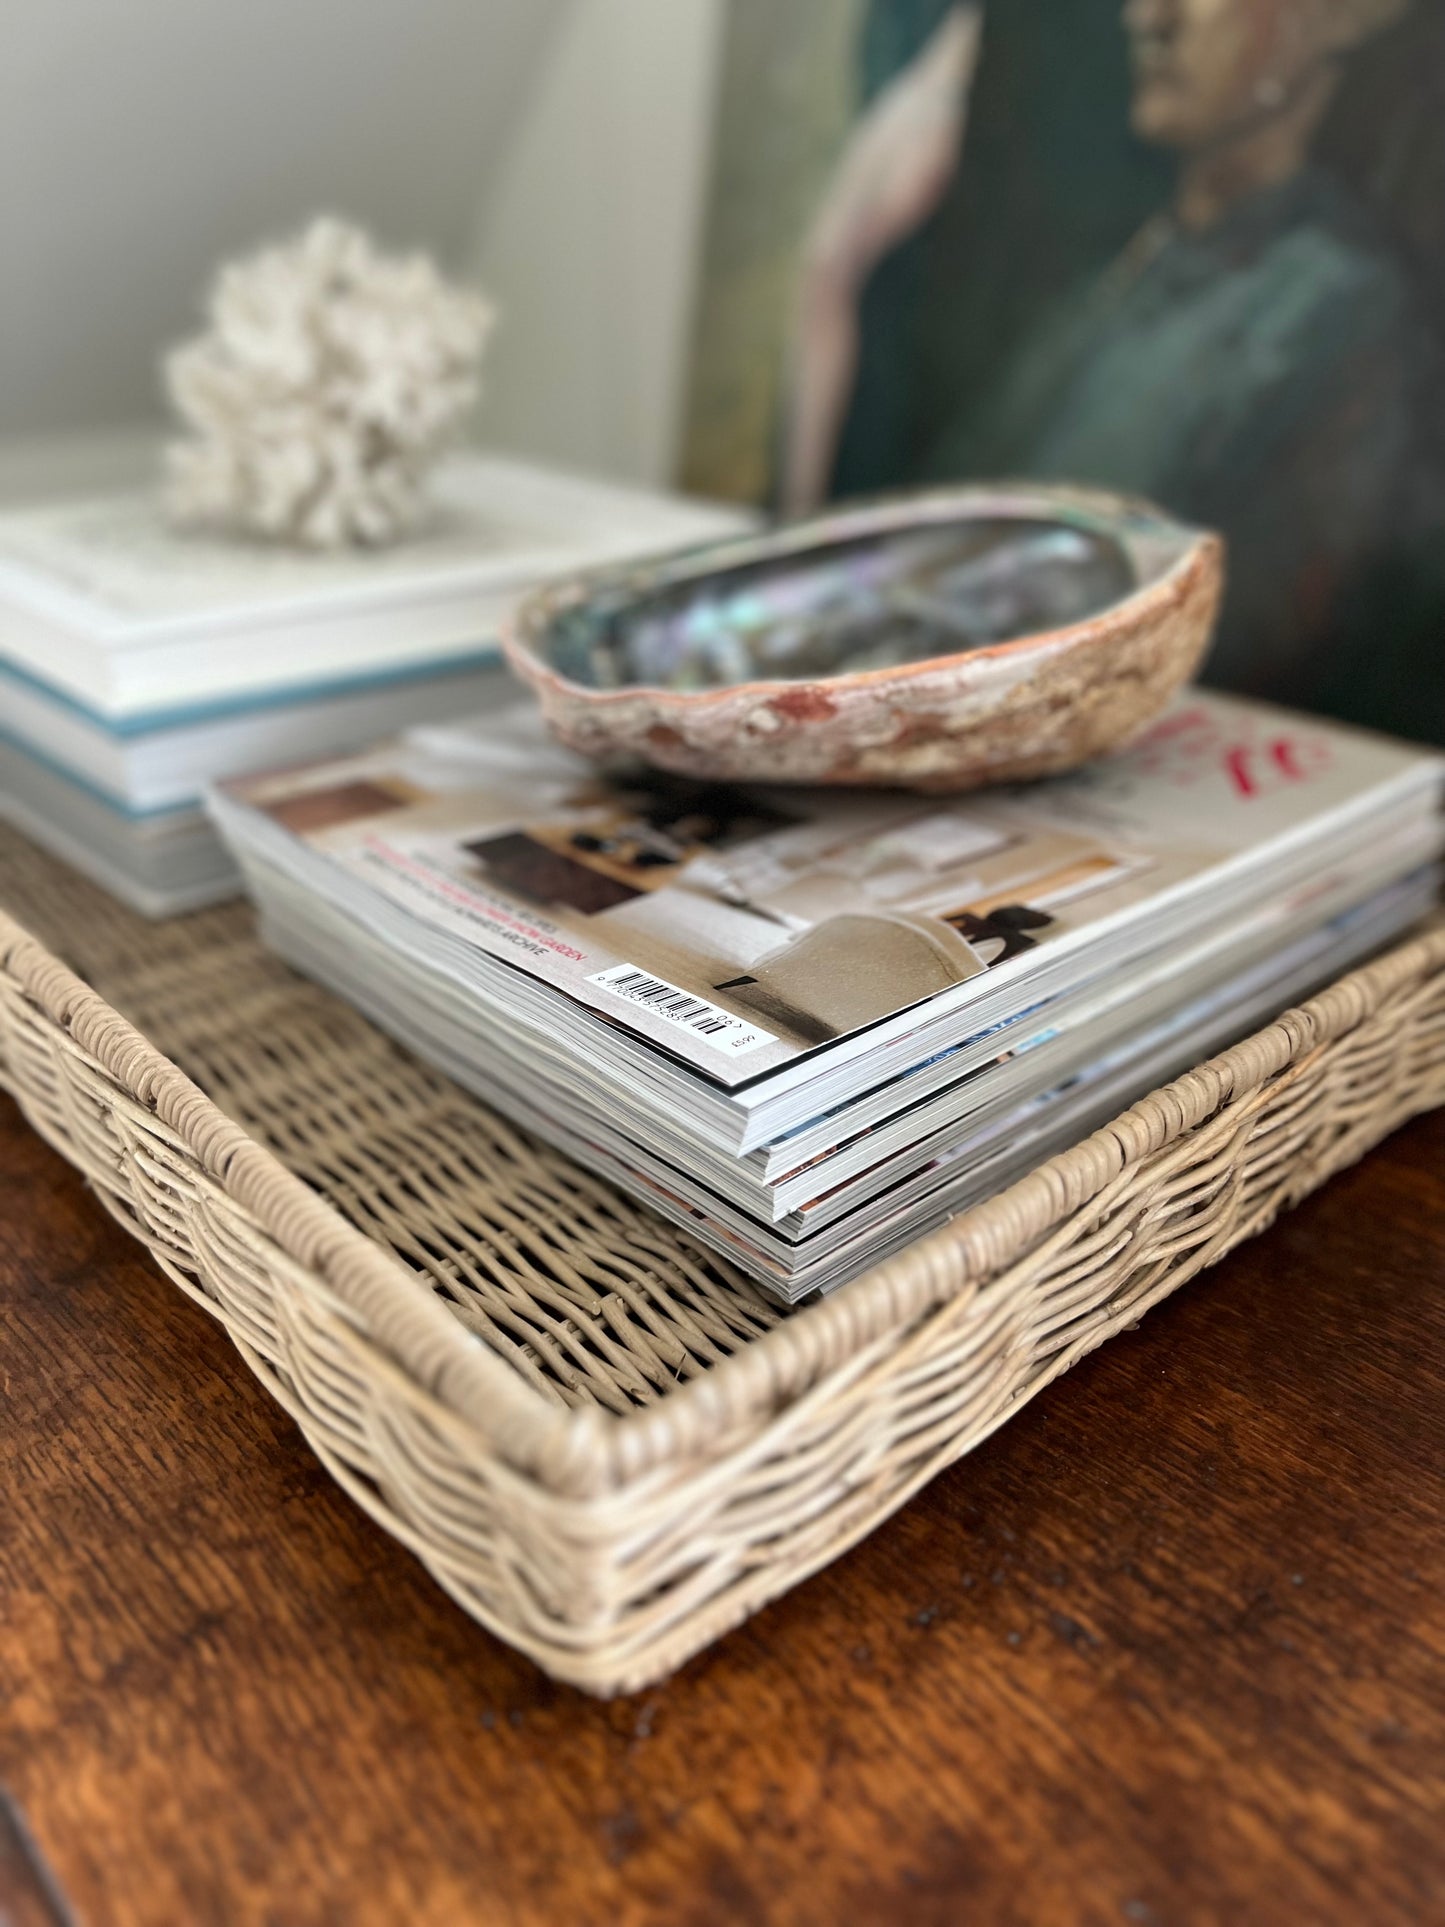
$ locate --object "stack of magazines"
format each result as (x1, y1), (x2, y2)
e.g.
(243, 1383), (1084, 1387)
(209, 690), (1443, 1301)
(0, 453), (745, 914)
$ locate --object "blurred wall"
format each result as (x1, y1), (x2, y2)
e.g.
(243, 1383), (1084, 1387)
(1, 0), (725, 488)
(678, 0), (864, 504)
(468, 0), (726, 488)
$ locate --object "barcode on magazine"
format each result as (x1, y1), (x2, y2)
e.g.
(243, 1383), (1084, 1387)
(588, 964), (777, 1058)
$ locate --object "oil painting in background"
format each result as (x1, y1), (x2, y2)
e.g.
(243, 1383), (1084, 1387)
(680, 0), (1445, 746)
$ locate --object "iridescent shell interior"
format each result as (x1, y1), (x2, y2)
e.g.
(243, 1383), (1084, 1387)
(543, 514), (1138, 693)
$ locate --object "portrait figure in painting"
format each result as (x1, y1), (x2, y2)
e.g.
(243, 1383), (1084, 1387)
(690, 0), (1445, 744)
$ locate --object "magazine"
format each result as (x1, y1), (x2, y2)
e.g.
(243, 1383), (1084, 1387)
(209, 690), (1443, 1298)
(214, 690), (1440, 1090)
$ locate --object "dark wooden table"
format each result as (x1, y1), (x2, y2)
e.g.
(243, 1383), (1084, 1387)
(3, 1092), (1443, 1927)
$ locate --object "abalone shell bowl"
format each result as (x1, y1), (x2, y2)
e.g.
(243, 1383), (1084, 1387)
(502, 483), (1224, 792)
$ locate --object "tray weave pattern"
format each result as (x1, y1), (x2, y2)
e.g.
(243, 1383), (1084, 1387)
(3, 822), (1443, 1693)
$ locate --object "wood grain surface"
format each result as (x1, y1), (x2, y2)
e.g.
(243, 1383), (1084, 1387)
(2, 1091), (1443, 1927)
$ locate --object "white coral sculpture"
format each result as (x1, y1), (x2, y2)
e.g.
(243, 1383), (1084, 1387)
(164, 217), (495, 549)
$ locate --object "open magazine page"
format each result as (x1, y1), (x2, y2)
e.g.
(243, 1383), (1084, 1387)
(216, 690), (1440, 1091)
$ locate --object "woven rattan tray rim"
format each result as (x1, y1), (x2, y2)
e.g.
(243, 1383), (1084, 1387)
(613, 921), (1445, 1482)
(0, 912), (583, 1471)
(6, 899), (1444, 1500)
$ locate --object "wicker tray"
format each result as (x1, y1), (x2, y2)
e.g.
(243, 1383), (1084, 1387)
(3, 822), (1443, 1696)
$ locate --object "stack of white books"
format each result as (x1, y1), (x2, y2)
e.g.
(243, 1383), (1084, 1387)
(209, 689), (1444, 1302)
(0, 453), (747, 914)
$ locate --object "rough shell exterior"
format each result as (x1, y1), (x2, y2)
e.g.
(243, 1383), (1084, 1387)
(504, 491), (1225, 793)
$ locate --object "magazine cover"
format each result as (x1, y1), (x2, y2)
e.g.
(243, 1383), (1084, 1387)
(219, 690), (1436, 1084)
